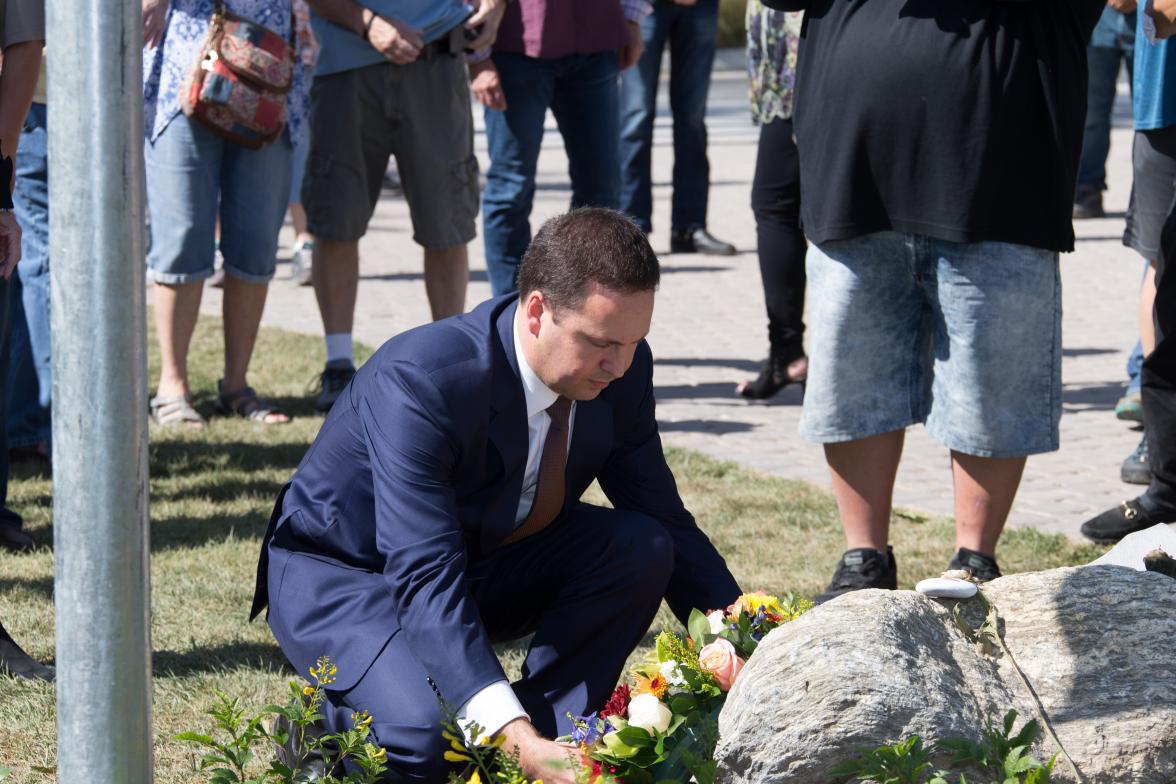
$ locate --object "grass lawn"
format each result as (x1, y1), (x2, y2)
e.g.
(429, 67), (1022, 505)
(0, 316), (1104, 782)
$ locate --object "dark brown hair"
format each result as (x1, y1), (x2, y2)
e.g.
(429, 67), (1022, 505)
(516, 208), (660, 310)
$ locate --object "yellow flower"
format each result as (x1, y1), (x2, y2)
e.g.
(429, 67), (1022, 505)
(730, 592), (783, 617)
(302, 686), (315, 696)
(466, 771), (482, 784)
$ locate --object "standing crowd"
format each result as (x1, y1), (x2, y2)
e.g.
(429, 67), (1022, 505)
(2, 2), (1175, 780)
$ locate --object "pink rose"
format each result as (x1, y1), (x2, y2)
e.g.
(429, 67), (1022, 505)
(698, 638), (745, 691)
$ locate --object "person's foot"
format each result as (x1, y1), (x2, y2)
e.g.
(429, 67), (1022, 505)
(0, 525), (36, 553)
(1115, 393), (1143, 422)
(314, 360), (357, 414)
(0, 624), (54, 682)
(670, 227), (737, 256)
(1073, 187), (1105, 220)
(815, 546), (897, 604)
(736, 354), (807, 400)
(948, 547), (1002, 582)
(290, 240), (314, 287)
(1080, 497), (1176, 544)
(1121, 433), (1152, 485)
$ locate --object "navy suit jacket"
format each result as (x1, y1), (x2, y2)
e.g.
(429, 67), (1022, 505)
(251, 295), (740, 708)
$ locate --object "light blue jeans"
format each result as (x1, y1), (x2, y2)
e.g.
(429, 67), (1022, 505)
(800, 232), (1062, 458)
(145, 113), (292, 284)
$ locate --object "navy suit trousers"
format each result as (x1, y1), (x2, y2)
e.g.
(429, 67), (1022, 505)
(321, 504), (675, 783)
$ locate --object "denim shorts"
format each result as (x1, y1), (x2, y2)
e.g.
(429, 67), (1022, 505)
(799, 232), (1062, 458)
(145, 113), (292, 284)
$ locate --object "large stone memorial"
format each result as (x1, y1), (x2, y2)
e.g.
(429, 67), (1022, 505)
(716, 562), (1176, 783)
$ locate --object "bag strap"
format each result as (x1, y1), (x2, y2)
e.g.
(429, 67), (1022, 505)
(213, 0), (297, 51)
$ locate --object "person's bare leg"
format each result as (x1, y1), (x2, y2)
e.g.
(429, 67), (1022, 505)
(154, 281), (204, 398)
(423, 244), (468, 320)
(950, 452), (1026, 556)
(1141, 260), (1158, 357)
(289, 202), (312, 246)
(313, 239), (360, 334)
(825, 429), (906, 551)
(222, 274), (289, 423)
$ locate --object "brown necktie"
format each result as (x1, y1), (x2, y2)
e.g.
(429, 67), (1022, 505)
(502, 396), (573, 546)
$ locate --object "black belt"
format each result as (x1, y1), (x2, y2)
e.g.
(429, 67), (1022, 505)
(420, 25), (465, 59)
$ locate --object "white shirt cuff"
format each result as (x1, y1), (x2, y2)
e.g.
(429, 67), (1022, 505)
(456, 680), (529, 743)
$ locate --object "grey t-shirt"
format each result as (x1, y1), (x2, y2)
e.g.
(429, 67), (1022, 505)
(0, 0), (44, 50)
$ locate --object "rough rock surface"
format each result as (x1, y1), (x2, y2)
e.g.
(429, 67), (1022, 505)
(715, 566), (1176, 783)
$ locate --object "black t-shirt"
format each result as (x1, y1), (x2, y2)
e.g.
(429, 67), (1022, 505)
(790, 0), (1104, 253)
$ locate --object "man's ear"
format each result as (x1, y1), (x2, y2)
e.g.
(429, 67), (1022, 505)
(523, 291), (546, 337)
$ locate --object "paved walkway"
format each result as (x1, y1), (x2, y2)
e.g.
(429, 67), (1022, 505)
(196, 53), (1145, 540)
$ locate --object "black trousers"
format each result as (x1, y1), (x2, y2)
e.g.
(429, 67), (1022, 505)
(750, 117), (807, 359)
(1143, 209), (1176, 511)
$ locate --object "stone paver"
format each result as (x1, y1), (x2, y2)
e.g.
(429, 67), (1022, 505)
(193, 54), (1146, 540)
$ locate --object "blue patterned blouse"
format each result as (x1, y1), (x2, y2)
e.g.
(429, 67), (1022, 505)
(143, 0), (310, 145)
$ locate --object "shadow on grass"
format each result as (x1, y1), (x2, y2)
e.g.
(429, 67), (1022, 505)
(151, 514), (272, 552)
(154, 640), (293, 678)
(0, 574), (54, 599)
(149, 439), (305, 479)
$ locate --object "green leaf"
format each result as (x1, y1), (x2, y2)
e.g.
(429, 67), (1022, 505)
(688, 608), (714, 647)
(174, 731), (215, 746)
(616, 726), (655, 748)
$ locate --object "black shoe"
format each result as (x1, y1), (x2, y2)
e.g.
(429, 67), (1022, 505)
(670, 227), (737, 256)
(1081, 497), (1176, 544)
(271, 713), (339, 778)
(948, 547), (1002, 582)
(314, 360), (356, 414)
(1073, 187), (1105, 220)
(1121, 434), (1152, 485)
(0, 525), (35, 553)
(815, 546), (897, 604)
(738, 352), (806, 400)
(0, 622), (54, 682)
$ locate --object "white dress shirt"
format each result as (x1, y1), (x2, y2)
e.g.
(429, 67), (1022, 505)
(456, 308), (577, 741)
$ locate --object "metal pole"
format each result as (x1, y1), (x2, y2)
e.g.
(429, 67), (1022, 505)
(47, 0), (152, 780)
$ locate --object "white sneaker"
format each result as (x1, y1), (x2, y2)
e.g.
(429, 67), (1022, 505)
(291, 240), (314, 286)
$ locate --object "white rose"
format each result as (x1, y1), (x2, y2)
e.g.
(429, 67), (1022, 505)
(707, 610), (726, 635)
(626, 693), (672, 735)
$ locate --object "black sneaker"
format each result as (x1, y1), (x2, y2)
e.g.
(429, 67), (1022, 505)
(948, 547), (1002, 582)
(1072, 187), (1105, 219)
(1121, 433), (1152, 485)
(314, 360), (356, 414)
(1080, 497), (1176, 544)
(815, 546), (897, 604)
(670, 227), (737, 256)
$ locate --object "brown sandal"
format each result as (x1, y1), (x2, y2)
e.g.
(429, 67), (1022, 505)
(215, 381), (290, 424)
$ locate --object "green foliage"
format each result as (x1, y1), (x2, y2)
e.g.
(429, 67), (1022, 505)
(176, 657), (388, 784)
(833, 711), (1054, 784)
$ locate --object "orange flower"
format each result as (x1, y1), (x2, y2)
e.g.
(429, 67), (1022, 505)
(632, 671), (668, 699)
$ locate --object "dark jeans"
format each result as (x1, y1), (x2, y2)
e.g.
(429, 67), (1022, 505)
(1140, 195), (1176, 511)
(618, 0), (719, 234)
(1076, 9), (1135, 193)
(0, 273), (21, 532)
(320, 504), (673, 782)
(751, 118), (806, 359)
(482, 51), (621, 296)
(8, 103), (51, 450)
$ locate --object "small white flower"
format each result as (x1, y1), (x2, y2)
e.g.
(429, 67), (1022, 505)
(707, 610), (726, 635)
(627, 693), (672, 735)
(659, 660), (686, 687)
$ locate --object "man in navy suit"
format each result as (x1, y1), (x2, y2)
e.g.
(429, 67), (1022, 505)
(251, 208), (741, 783)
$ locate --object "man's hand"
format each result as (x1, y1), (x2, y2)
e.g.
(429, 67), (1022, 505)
(142, 0), (169, 48)
(368, 14), (424, 64)
(469, 59), (506, 111)
(0, 212), (22, 279)
(1108, 0), (1137, 13)
(1152, 0), (1176, 38)
(619, 21), (644, 71)
(464, 0), (507, 52)
(498, 719), (579, 784)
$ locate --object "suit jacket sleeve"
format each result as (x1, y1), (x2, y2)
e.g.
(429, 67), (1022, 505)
(597, 343), (741, 624)
(359, 359), (506, 710)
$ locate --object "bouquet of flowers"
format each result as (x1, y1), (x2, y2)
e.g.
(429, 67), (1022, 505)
(563, 592), (812, 784)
